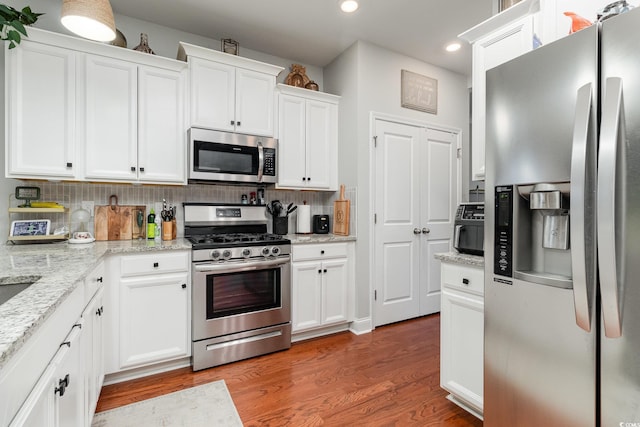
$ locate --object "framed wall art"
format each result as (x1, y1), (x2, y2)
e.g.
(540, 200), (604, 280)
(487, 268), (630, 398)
(401, 70), (437, 114)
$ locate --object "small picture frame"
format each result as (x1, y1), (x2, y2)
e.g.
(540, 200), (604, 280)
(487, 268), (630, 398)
(10, 219), (51, 237)
(401, 70), (438, 114)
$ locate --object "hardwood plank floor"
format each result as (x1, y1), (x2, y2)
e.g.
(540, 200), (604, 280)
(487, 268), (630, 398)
(97, 314), (482, 426)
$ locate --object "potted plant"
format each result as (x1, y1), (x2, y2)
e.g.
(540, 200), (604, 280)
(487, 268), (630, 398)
(0, 4), (43, 49)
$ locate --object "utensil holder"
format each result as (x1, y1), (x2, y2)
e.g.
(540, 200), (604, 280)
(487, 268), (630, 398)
(162, 221), (173, 241)
(273, 217), (288, 235)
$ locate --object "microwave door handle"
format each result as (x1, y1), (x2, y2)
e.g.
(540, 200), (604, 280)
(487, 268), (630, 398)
(453, 225), (462, 251)
(257, 142), (264, 182)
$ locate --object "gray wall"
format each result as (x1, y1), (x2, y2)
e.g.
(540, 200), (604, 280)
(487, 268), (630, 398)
(324, 41), (470, 322)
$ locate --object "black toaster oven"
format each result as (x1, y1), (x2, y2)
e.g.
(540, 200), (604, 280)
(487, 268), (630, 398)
(453, 203), (484, 256)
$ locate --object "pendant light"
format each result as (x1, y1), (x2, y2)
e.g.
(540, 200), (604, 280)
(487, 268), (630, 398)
(61, 0), (116, 42)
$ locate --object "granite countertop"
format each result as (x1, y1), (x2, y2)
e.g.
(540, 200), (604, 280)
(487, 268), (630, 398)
(0, 238), (192, 371)
(434, 251), (485, 267)
(287, 233), (357, 244)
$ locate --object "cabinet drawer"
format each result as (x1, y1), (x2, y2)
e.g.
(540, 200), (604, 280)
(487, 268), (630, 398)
(292, 242), (348, 261)
(120, 251), (189, 277)
(442, 263), (484, 296)
(84, 261), (105, 303)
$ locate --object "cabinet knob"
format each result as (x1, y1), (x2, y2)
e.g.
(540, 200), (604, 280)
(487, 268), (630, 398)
(307, 177), (310, 181)
(139, 167), (145, 172)
(131, 166), (136, 172)
(66, 162), (73, 168)
(321, 250), (325, 255)
(182, 284), (187, 289)
(97, 277), (103, 283)
(302, 177), (306, 181)
(230, 120), (235, 125)
(237, 121), (241, 126)
(153, 262), (159, 268)
(462, 278), (470, 285)
(318, 269), (322, 274)
(422, 228), (430, 234)
(323, 269), (327, 273)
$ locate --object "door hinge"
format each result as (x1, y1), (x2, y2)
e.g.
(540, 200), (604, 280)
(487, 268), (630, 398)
(374, 290), (377, 301)
(374, 213), (377, 224)
(456, 148), (462, 159)
(373, 136), (378, 147)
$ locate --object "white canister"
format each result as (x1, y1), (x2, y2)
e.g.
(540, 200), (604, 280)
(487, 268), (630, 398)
(296, 205), (311, 233)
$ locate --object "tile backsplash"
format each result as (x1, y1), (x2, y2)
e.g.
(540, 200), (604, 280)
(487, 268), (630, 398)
(7, 181), (357, 237)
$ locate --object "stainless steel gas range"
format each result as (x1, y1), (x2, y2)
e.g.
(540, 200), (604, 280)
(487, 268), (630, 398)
(183, 203), (292, 371)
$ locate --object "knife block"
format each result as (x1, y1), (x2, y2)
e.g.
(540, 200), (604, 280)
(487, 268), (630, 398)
(273, 217), (288, 235)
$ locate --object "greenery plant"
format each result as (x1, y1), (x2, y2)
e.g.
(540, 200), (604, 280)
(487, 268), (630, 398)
(0, 4), (43, 49)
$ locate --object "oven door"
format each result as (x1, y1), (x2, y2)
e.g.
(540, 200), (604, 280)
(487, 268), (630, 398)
(192, 256), (291, 341)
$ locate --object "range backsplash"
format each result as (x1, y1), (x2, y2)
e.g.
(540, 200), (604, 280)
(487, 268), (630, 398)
(11, 181), (357, 238)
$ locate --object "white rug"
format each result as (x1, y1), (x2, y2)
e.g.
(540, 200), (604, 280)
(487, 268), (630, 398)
(91, 380), (243, 427)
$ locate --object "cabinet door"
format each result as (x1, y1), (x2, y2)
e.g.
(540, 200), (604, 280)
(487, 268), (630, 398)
(84, 55), (138, 181)
(305, 99), (336, 190)
(440, 288), (484, 413)
(54, 324), (85, 427)
(119, 273), (190, 369)
(138, 66), (186, 183)
(235, 68), (276, 136)
(8, 364), (56, 427)
(277, 94), (306, 188)
(321, 258), (348, 325)
(292, 261), (323, 332)
(189, 57), (235, 132)
(83, 288), (104, 422)
(471, 15), (534, 181)
(5, 41), (76, 179)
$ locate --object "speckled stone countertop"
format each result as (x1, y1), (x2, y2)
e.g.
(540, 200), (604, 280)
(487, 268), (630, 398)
(287, 233), (357, 244)
(434, 251), (484, 267)
(0, 238), (192, 371)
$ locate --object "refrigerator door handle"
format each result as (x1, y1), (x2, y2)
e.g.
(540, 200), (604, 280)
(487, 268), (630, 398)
(570, 83), (596, 333)
(598, 77), (625, 339)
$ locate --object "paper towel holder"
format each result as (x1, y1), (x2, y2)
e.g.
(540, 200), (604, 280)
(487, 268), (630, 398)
(296, 200), (312, 234)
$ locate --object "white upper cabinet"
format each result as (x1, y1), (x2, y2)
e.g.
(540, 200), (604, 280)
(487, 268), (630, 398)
(276, 84), (339, 191)
(179, 42), (283, 137)
(5, 40), (77, 180)
(5, 27), (187, 185)
(460, 0), (540, 182)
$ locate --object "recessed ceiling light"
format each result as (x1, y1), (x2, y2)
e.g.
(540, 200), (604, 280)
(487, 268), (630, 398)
(340, 0), (359, 13)
(445, 42), (462, 52)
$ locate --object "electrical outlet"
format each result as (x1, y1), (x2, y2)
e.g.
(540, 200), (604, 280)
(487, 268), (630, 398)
(82, 201), (95, 217)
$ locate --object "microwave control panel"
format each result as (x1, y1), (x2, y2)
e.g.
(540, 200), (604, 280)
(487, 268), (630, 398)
(456, 204), (485, 221)
(263, 148), (276, 176)
(494, 186), (513, 278)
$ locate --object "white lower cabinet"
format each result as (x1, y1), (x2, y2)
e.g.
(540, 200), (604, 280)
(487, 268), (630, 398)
(105, 251), (191, 376)
(291, 242), (353, 338)
(7, 260), (105, 427)
(440, 261), (484, 418)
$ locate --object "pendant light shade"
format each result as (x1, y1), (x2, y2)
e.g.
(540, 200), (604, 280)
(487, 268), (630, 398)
(61, 0), (116, 42)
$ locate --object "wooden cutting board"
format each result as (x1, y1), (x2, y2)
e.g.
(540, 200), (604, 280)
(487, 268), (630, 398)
(333, 184), (350, 236)
(94, 195), (145, 240)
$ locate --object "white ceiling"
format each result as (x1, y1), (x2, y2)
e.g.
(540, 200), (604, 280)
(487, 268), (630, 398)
(108, 0), (495, 77)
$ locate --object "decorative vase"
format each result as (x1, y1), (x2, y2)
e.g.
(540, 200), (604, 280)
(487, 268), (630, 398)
(133, 33), (155, 55)
(305, 81), (319, 91)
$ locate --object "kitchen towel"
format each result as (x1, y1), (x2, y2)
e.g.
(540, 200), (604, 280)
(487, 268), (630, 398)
(296, 205), (311, 233)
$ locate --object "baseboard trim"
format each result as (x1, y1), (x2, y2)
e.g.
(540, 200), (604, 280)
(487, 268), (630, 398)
(349, 317), (372, 335)
(103, 357), (191, 386)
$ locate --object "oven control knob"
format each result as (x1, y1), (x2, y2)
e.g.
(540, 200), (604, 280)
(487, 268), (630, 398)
(270, 246), (280, 256)
(261, 247), (271, 257)
(210, 250), (221, 260)
(222, 250), (232, 260)
(242, 248), (252, 258)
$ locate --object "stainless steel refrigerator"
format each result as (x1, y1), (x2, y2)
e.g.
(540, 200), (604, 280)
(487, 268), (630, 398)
(485, 8), (640, 427)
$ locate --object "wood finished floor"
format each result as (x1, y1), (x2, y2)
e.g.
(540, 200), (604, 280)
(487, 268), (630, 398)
(96, 314), (482, 426)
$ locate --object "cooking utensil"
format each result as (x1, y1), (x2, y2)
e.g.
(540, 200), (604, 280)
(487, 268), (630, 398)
(287, 205), (297, 216)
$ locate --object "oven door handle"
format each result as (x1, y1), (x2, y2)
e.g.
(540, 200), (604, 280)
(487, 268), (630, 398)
(194, 256), (290, 274)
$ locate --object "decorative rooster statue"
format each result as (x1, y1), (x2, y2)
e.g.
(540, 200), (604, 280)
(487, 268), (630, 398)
(564, 11), (593, 34)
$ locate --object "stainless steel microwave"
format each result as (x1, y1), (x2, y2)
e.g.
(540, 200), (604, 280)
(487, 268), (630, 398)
(188, 128), (277, 184)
